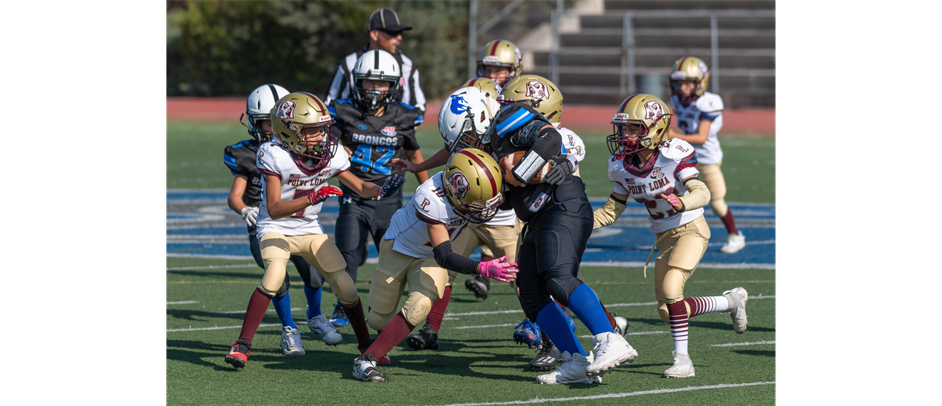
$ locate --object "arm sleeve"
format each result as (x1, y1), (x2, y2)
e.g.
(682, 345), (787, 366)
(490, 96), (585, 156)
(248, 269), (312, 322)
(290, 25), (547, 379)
(432, 241), (479, 275)
(678, 178), (711, 212)
(592, 194), (627, 230)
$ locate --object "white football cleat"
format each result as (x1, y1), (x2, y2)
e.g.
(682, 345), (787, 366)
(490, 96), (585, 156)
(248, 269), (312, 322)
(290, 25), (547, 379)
(280, 326), (305, 356)
(663, 351), (696, 378)
(586, 332), (637, 377)
(307, 313), (343, 345)
(353, 353), (387, 382)
(720, 232), (746, 254)
(537, 351), (601, 385)
(723, 287), (749, 334)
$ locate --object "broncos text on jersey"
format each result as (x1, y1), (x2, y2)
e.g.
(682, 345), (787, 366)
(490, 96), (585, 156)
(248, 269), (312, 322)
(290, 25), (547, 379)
(328, 99), (422, 185)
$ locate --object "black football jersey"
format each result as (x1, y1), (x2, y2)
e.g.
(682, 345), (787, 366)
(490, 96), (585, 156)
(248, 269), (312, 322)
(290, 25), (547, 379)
(487, 104), (568, 222)
(329, 99), (422, 187)
(223, 139), (263, 207)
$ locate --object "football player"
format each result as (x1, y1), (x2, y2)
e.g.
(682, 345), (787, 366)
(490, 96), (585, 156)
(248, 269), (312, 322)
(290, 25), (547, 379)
(352, 149), (518, 383)
(223, 84), (340, 356)
(325, 8), (426, 113)
(393, 87), (516, 352)
(476, 39), (523, 88)
(593, 93), (749, 378)
(224, 92), (405, 369)
(326, 49), (428, 328)
(496, 75), (628, 372)
(667, 56), (745, 253)
(484, 94), (638, 385)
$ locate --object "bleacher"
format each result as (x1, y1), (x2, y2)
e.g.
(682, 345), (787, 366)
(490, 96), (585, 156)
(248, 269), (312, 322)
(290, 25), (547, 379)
(525, 0), (775, 107)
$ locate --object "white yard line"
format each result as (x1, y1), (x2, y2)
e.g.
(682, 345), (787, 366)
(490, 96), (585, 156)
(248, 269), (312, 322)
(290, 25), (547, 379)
(436, 381), (776, 406)
(168, 323), (281, 332)
(167, 301), (199, 305)
(711, 340), (775, 347)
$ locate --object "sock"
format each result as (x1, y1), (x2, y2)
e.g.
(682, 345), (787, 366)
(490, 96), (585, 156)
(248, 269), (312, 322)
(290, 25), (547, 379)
(365, 312), (415, 358)
(304, 285), (322, 319)
(667, 301), (689, 355)
(683, 296), (730, 317)
(425, 285), (451, 333)
(601, 304), (617, 330)
(342, 298), (372, 348)
(238, 288), (273, 343)
(536, 302), (586, 357)
(721, 209), (739, 236)
(566, 284), (615, 336)
(271, 292), (297, 329)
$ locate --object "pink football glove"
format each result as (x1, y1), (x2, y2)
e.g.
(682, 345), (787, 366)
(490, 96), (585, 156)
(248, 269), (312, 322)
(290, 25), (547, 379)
(309, 185), (342, 206)
(477, 255), (519, 282)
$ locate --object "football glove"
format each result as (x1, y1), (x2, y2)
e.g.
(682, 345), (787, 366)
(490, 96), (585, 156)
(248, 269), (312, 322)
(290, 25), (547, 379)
(477, 255), (519, 283)
(377, 172), (405, 200)
(240, 206), (259, 227)
(309, 186), (343, 206)
(543, 159), (572, 185)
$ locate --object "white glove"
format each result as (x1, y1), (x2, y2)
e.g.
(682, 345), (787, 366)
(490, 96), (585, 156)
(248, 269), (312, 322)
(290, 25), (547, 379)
(241, 206), (259, 227)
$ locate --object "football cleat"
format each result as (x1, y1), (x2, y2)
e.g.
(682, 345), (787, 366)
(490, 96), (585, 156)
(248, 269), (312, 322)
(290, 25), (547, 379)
(613, 313), (629, 336)
(353, 353), (388, 382)
(224, 339), (252, 369)
(586, 332), (638, 377)
(329, 303), (349, 327)
(663, 351), (696, 378)
(280, 326), (306, 356)
(537, 351), (601, 385)
(358, 340), (391, 366)
(513, 318), (542, 349)
(723, 287), (749, 334)
(529, 338), (562, 370)
(406, 323), (439, 351)
(720, 232), (746, 254)
(307, 313), (343, 345)
(464, 275), (489, 299)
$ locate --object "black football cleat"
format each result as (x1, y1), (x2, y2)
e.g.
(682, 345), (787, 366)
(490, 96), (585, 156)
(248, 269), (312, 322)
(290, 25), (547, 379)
(407, 323), (439, 350)
(465, 275), (490, 300)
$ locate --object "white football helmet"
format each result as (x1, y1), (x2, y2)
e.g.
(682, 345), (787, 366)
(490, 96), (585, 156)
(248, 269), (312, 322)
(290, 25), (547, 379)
(352, 49), (401, 111)
(243, 84), (290, 142)
(439, 87), (500, 153)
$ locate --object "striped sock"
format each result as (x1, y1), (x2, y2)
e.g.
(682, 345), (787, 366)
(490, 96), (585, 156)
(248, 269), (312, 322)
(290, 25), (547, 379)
(682, 296), (730, 317)
(667, 301), (689, 355)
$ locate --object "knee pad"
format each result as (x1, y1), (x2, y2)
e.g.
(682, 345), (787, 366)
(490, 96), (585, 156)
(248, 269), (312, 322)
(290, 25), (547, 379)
(657, 301), (670, 324)
(274, 272), (290, 298)
(322, 271), (359, 304)
(368, 308), (394, 331)
(545, 275), (582, 307)
(401, 292), (432, 327)
(258, 258), (288, 297)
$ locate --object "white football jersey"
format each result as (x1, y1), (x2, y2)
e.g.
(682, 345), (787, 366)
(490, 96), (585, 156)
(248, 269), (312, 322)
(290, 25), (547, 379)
(556, 125), (586, 170)
(608, 139), (703, 234)
(256, 142), (351, 237)
(670, 92), (724, 164)
(384, 172), (469, 258)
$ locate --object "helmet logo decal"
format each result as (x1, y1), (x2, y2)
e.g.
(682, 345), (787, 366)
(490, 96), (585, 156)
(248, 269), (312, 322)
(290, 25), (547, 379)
(643, 100), (664, 120)
(448, 172), (471, 198)
(698, 61), (709, 76)
(276, 100), (296, 120)
(483, 55), (500, 63)
(525, 80), (549, 101)
(449, 94), (470, 115)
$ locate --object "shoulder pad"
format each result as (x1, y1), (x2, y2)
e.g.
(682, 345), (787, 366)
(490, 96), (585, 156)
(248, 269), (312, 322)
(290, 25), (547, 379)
(696, 93), (724, 113)
(492, 104), (548, 139)
(659, 139), (697, 161)
(389, 103), (421, 128)
(399, 102), (416, 110)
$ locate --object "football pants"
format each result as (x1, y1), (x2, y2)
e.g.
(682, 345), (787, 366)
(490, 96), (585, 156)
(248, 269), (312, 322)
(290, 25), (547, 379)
(368, 239), (448, 329)
(653, 215), (711, 323)
(697, 162), (729, 218)
(258, 232), (357, 304)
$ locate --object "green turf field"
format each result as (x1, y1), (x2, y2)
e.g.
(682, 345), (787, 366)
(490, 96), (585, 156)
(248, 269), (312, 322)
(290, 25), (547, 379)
(167, 121), (775, 405)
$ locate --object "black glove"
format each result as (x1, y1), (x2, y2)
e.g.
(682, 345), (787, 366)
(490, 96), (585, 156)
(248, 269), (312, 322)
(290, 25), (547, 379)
(543, 159), (572, 185)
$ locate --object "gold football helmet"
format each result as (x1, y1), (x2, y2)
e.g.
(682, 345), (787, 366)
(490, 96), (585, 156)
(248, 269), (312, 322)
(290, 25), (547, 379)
(476, 39), (523, 84)
(498, 75), (564, 124)
(462, 77), (502, 98)
(670, 56), (710, 104)
(607, 94), (672, 159)
(442, 148), (504, 223)
(270, 92), (337, 163)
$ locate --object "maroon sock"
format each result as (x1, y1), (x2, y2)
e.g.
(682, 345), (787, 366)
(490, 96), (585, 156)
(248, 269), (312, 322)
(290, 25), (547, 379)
(683, 296), (724, 318)
(481, 255), (494, 262)
(721, 209), (739, 236)
(342, 298), (372, 348)
(238, 288), (272, 344)
(365, 312), (415, 359)
(425, 286), (452, 333)
(601, 304), (617, 329)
